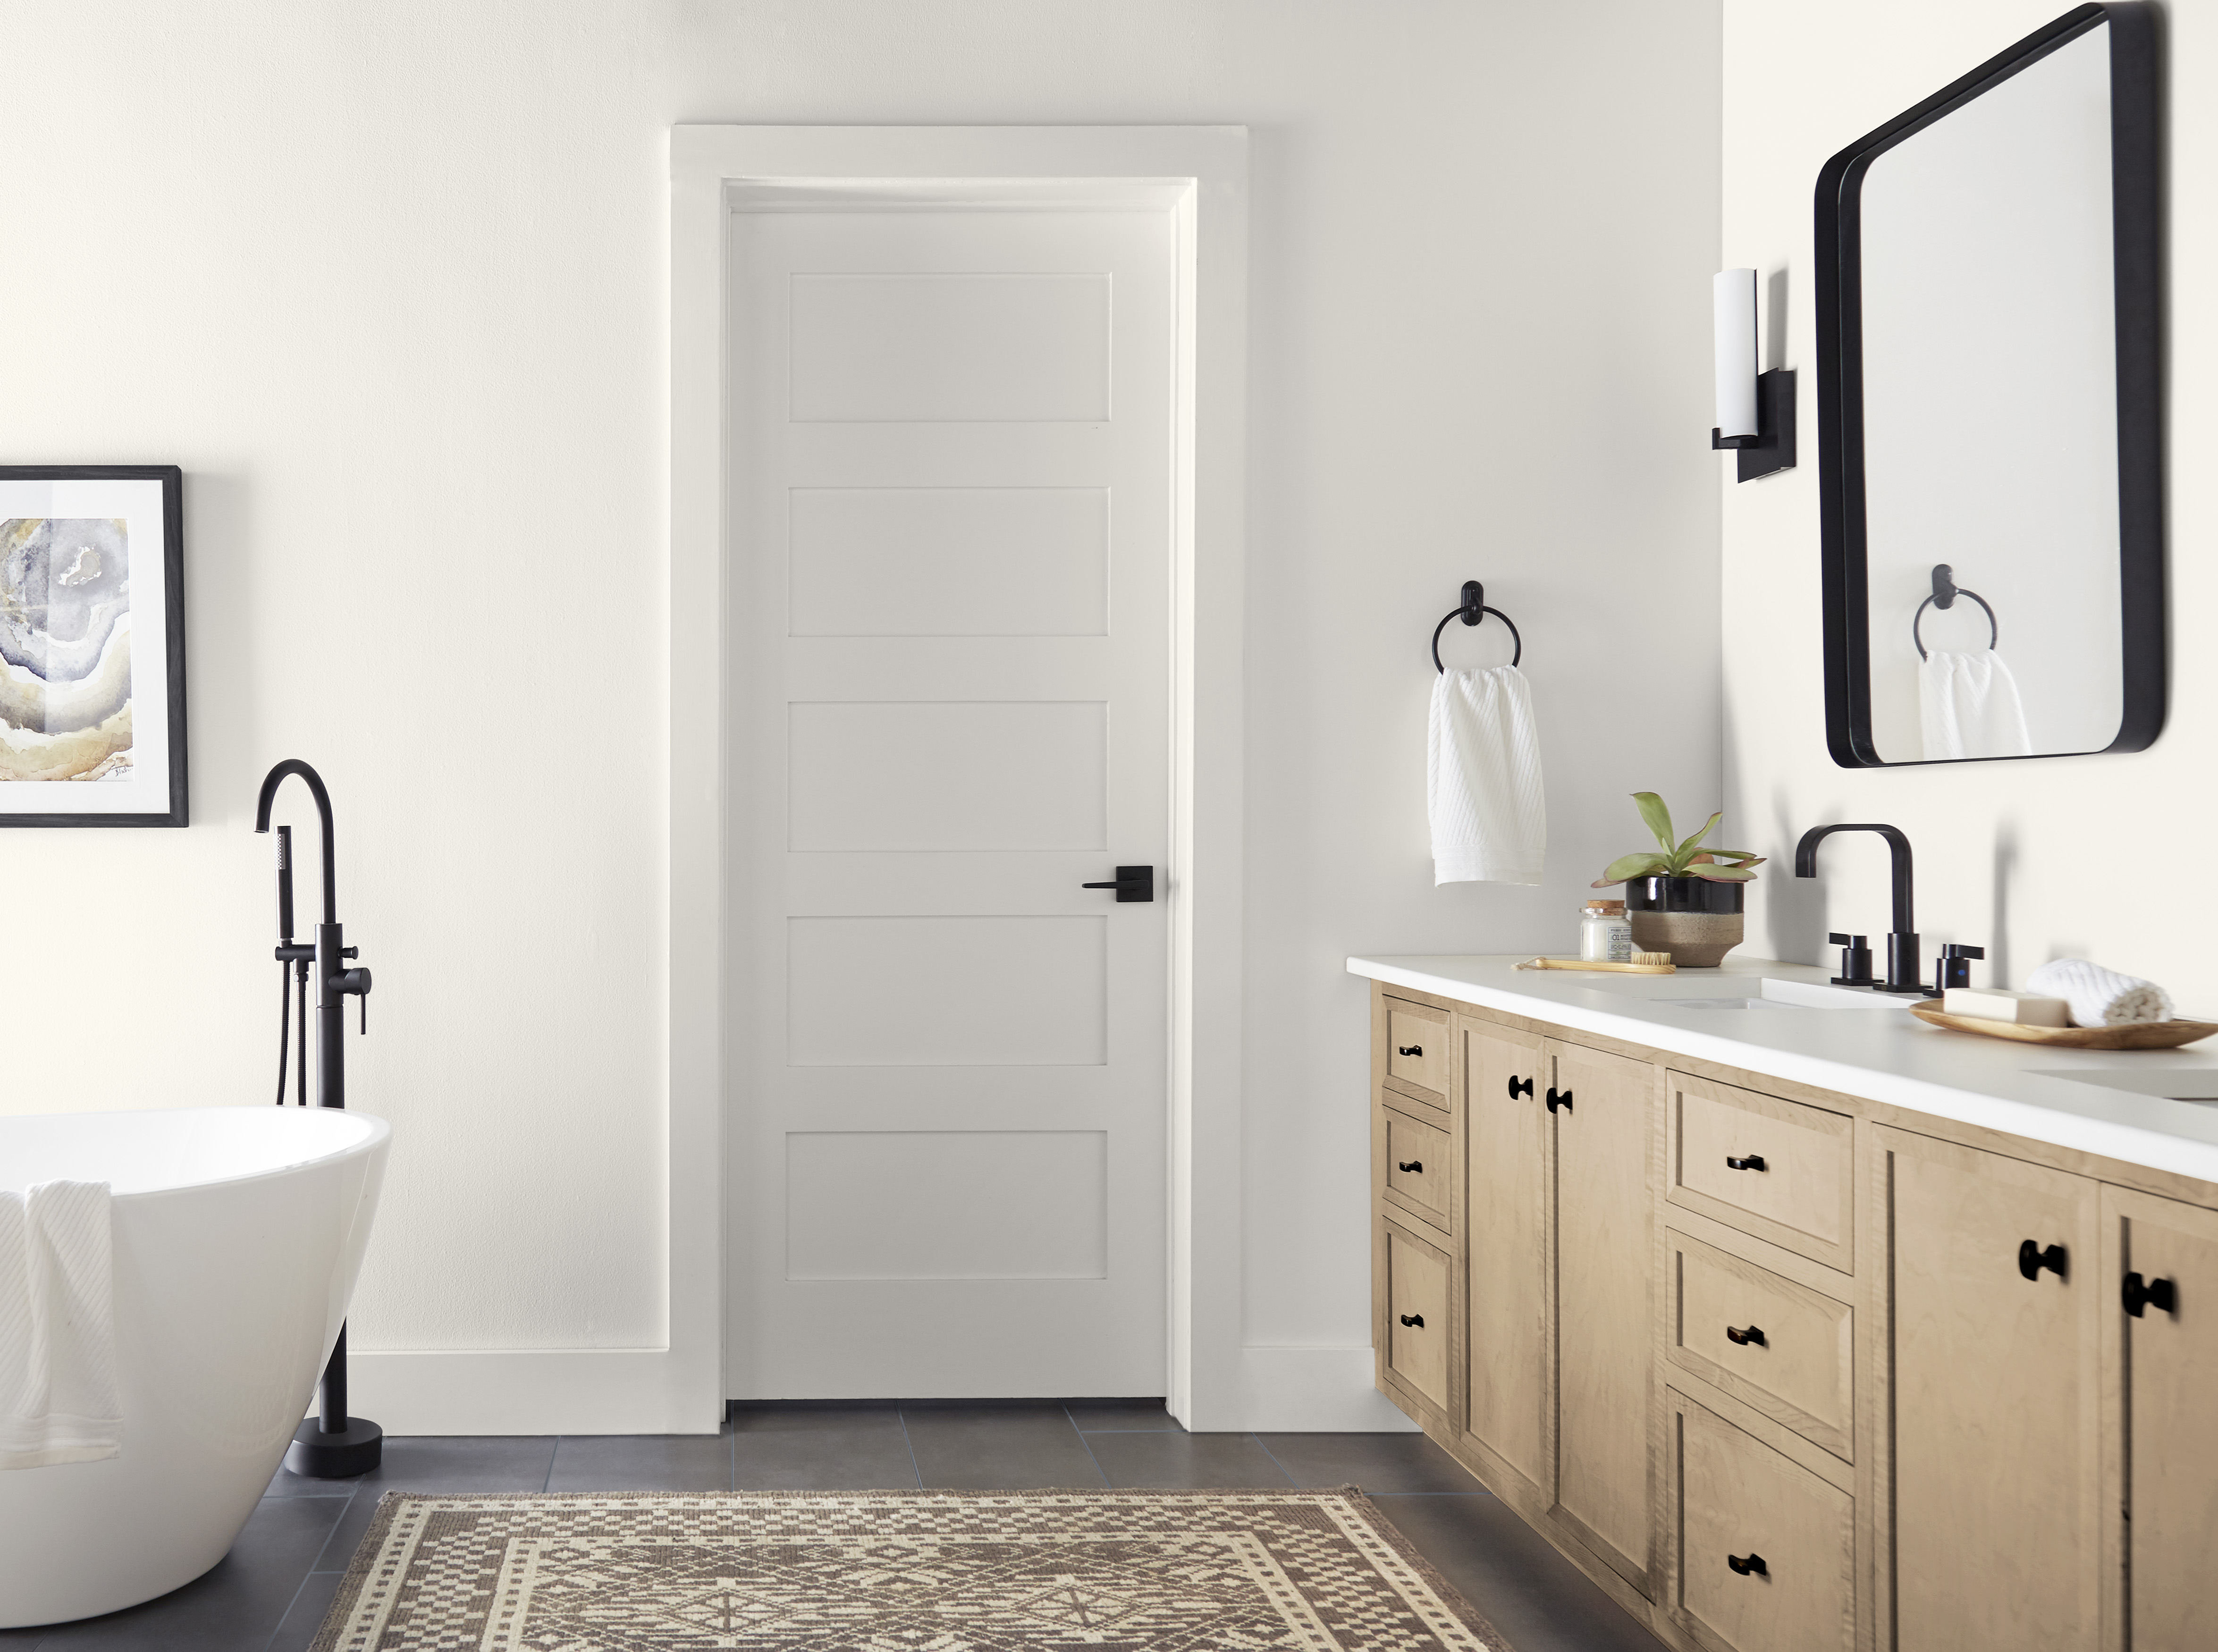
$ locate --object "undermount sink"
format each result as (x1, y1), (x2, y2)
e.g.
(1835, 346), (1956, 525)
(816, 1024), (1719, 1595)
(1660, 978), (1927, 1011)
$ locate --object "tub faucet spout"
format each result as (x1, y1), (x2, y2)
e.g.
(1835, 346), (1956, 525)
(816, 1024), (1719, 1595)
(1794, 823), (1924, 993)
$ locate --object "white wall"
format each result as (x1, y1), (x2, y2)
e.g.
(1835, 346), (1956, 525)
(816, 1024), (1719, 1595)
(1724, 1), (2215, 1007)
(0, 0), (1722, 1426)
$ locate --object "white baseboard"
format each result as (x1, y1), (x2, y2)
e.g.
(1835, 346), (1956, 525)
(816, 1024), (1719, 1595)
(1227, 1346), (1421, 1433)
(342, 1348), (722, 1436)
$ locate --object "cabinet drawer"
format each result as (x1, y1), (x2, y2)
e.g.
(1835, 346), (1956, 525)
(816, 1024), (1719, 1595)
(1667, 1073), (1854, 1272)
(1383, 1218), (1452, 1414)
(1384, 1107), (1451, 1230)
(1667, 1230), (1853, 1460)
(1669, 1391), (1855, 1652)
(1385, 1000), (1451, 1105)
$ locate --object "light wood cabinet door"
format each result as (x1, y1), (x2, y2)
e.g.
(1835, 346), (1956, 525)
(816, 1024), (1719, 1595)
(1881, 1126), (2100, 1652)
(1549, 1037), (1656, 1594)
(2101, 1185), (2218, 1652)
(1461, 1017), (1548, 1494)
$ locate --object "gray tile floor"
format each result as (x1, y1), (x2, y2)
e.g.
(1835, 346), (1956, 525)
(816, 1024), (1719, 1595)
(0, 1402), (1664, 1651)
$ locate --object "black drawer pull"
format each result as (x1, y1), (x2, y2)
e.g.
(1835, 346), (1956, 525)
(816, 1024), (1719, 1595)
(2019, 1239), (2068, 1282)
(1398, 1044), (1424, 1058)
(1725, 1324), (1767, 1348)
(1725, 1154), (1767, 1172)
(1727, 1552), (1768, 1578)
(1399, 1313), (1425, 1329)
(1546, 1087), (1573, 1114)
(1397, 1160), (1424, 1174)
(1508, 1074), (1534, 1099)
(2124, 1271), (2177, 1317)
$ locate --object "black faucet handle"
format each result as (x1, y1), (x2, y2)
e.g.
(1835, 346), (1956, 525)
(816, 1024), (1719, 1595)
(1936, 944), (1985, 993)
(1829, 933), (1877, 986)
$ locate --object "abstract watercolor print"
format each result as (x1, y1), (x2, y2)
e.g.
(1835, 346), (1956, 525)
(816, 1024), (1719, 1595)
(0, 516), (135, 782)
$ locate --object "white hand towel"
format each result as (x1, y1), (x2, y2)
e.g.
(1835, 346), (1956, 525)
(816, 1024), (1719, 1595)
(1428, 665), (1546, 886)
(2026, 958), (2174, 1028)
(0, 1180), (121, 1469)
(1920, 650), (2032, 761)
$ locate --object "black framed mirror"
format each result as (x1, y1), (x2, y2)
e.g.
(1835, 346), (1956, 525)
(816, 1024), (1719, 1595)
(1815, 2), (2161, 767)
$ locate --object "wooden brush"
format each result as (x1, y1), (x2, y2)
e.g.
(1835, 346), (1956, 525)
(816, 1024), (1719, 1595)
(1515, 954), (1677, 975)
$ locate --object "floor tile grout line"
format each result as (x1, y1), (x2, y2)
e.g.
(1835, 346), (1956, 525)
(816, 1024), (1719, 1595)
(894, 1407), (925, 1489)
(1064, 1405), (1114, 1489)
(265, 1566), (319, 1652)
(1248, 1432), (1302, 1488)
(544, 1437), (558, 1492)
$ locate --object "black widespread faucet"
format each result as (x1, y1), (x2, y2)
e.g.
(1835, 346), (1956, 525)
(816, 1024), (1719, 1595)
(1793, 823), (1925, 994)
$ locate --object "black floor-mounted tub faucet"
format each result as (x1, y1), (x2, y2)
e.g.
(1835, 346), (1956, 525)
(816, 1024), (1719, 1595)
(256, 758), (380, 1478)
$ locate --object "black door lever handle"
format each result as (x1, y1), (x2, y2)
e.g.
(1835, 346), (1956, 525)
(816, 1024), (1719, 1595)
(1080, 865), (1155, 902)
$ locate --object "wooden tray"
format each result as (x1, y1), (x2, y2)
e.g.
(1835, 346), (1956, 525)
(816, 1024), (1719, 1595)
(1909, 1002), (2218, 1049)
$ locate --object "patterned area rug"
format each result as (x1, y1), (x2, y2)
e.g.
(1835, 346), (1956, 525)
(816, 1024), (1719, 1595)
(311, 1487), (1513, 1650)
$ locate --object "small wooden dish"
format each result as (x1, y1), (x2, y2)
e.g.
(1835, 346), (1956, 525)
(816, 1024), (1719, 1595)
(1908, 1003), (2218, 1049)
(1516, 956), (1677, 975)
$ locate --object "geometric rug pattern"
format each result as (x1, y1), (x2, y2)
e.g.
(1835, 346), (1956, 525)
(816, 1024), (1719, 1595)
(312, 1488), (1513, 1651)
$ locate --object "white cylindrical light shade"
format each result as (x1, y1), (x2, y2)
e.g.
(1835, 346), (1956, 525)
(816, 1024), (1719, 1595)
(1713, 268), (1759, 438)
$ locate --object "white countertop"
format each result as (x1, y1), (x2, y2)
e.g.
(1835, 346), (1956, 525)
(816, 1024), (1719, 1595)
(1346, 953), (2218, 1185)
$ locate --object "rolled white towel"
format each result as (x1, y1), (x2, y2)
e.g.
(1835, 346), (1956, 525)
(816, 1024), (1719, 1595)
(2025, 958), (2173, 1028)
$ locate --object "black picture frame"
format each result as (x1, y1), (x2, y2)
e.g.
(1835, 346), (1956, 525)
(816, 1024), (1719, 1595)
(0, 464), (187, 826)
(1814, 1), (2161, 767)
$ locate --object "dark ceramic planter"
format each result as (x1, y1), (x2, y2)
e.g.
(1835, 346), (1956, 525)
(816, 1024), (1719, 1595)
(1623, 875), (1745, 967)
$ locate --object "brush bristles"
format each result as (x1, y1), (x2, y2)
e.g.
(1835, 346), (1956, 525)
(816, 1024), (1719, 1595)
(1632, 950), (1672, 966)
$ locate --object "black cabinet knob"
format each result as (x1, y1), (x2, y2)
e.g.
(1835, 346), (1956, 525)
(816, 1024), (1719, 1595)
(1397, 1160), (1424, 1174)
(1727, 1552), (1769, 1578)
(1545, 1087), (1574, 1114)
(1725, 1324), (1767, 1348)
(2019, 1240), (2068, 1282)
(1725, 1154), (1767, 1172)
(1399, 1313), (1425, 1329)
(1508, 1074), (1534, 1099)
(1398, 1045), (1423, 1058)
(2124, 1271), (2177, 1317)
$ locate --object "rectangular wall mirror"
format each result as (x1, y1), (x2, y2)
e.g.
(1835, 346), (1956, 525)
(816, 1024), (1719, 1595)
(1815, 1), (2161, 767)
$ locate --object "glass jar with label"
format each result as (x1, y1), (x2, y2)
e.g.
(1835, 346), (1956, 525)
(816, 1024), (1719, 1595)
(1580, 899), (1633, 963)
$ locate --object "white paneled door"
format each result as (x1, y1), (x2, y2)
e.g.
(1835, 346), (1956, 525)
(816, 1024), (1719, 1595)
(728, 200), (1174, 1397)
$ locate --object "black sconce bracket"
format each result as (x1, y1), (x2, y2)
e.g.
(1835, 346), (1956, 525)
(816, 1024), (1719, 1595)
(1710, 368), (1796, 482)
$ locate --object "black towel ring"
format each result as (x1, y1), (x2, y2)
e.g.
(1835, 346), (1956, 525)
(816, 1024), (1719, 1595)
(1913, 563), (1998, 661)
(1432, 579), (1523, 671)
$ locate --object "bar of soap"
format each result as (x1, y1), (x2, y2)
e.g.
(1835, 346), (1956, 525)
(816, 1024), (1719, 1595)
(1943, 986), (2071, 1026)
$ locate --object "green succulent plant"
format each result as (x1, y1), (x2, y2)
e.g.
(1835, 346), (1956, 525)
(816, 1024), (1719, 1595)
(1592, 792), (1766, 888)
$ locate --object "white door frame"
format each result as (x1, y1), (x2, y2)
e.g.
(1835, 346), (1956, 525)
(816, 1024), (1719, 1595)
(669, 126), (1248, 1428)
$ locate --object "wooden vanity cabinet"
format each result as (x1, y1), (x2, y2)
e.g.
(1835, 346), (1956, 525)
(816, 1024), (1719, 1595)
(1368, 981), (2218, 1652)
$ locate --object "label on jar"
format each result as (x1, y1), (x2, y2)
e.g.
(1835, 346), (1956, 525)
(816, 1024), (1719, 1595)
(1608, 923), (1632, 962)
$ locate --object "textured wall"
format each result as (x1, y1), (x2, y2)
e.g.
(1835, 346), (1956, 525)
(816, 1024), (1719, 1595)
(0, 0), (1723, 1380)
(1722, 0), (2212, 1009)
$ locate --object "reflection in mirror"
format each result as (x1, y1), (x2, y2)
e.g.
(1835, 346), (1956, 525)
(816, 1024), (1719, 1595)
(1816, 3), (2161, 767)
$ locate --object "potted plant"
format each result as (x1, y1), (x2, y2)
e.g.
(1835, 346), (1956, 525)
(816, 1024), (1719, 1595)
(1592, 793), (1765, 968)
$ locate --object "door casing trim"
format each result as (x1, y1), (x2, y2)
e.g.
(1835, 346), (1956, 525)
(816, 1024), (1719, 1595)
(670, 126), (1248, 1427)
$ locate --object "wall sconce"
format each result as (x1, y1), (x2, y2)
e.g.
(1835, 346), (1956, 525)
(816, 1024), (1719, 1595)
(1711, 268), (1795, 482)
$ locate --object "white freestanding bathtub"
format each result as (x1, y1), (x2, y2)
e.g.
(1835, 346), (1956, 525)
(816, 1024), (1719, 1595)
(0, 1106), (389, 1627)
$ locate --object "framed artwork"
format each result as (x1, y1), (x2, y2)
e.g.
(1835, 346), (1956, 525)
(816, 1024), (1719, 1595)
(0, 466), (186, 826)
